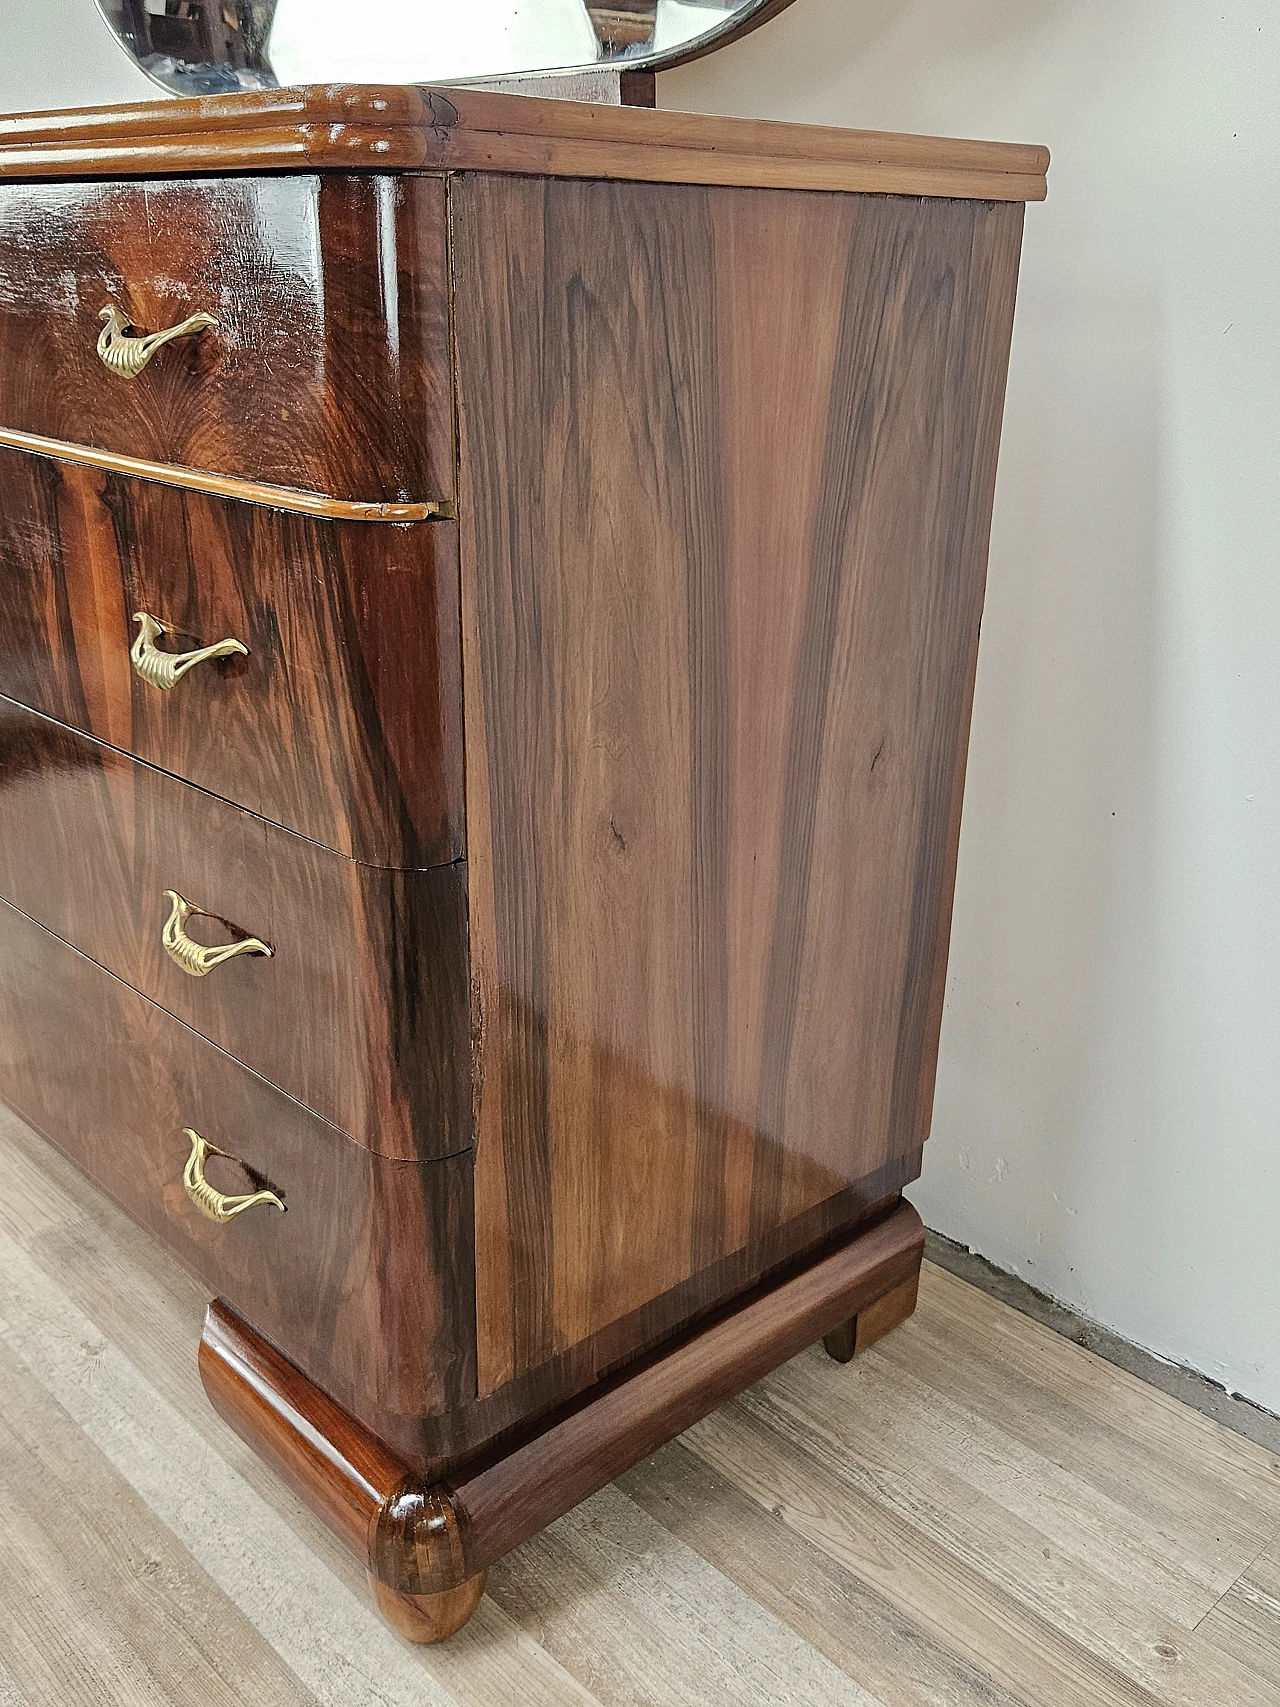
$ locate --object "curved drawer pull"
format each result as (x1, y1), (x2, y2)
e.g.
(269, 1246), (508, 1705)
(97, 304), (218, 378)
(162, 889), (272, 978)
(131, 612), (248, 691)
(182, 1129), (284, 1223)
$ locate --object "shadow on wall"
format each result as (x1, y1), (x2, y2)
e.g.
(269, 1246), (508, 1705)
(931, 269), (1162, 1282)
(667, 0), (1167, 1289)
(665, 0), (1080, 119)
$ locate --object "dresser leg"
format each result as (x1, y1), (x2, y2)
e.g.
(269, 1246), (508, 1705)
(198, 1302), (491, 1643)
(822, 1318), (859, 1363)
(199, 1202), (924, 1642)
(367, 1573), (488, 1643)
(822, 1268), (921, 1363)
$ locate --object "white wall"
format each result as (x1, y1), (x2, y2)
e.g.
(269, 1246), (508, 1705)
(669, 1), (1280, 1412)
(2, 1), (1278, 1411)
(0, 4), (152, 110)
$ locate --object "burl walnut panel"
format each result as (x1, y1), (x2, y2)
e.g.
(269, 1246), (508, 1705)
(0, 448), (464, 867)
(0, 173), (452, 506)
(0, 896), (474, 1449)
(453, 176), (1023, 1393)
(0, 697), (469, 1161)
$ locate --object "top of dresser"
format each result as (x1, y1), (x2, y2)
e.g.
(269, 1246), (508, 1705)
(0, 84), (1048, 203)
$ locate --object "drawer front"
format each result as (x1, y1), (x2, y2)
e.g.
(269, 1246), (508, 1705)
(0, 895), (474, 1446)
(0, 447), (464, 868)
(0, 697), (470, 1161)
(0, 174), (452, 508)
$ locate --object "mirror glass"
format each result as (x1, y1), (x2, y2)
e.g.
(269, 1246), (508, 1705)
(94, 1), (794, 96)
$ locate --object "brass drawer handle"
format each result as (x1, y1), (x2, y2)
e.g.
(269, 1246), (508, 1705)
(97, 304), (218, 378)
(183, 1129), (284, 1223)
(162, 889), (272, 978)
(131, 612), (248, 691)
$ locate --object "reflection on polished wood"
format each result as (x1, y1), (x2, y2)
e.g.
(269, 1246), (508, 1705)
(454, 174), (1023, 1396)
(0, 698), (471, 1162)
(0, 428), (448, 520)
(199, 1200), (924, 1638)
(0, 897), (476, 1451)
(0, 86), (1049, 201)
(0, 81), (1044, 1644)
(0, 173), (453, 506)
(0, 447), (465, 867)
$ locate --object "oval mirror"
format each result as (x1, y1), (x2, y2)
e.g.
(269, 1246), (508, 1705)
(94, 1), (798, 98)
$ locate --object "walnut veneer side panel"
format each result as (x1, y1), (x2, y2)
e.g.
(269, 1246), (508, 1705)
(0, 448), (464, 868)
(0, 896), (475, 1445)
(453, 175), (1023, 1394)
(0, 697), (470, 1161)
(0, 173), (452, 506)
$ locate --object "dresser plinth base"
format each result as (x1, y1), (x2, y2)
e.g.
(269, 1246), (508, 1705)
(199, 1200), (924, 1641)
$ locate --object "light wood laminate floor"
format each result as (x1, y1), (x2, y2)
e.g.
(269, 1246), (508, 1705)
(1, 1096), (1277, 1707)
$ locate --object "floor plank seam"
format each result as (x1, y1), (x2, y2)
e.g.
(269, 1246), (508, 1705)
(7, 1099), (1280, 1705)
(1191, 1532), (1279, 1633)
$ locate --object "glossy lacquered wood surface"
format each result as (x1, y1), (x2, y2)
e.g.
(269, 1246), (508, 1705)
(452, 1202), (924, 1578)
(0, 448), (464, 868)
(414, 1160), (920, 1475)
(199, 1200), (923, 1640)
(201, 1299), (488, 1642)
(454, 175), (1023, 1396)
(0, 897), (475, 1446)
(0, 428), (446, 522)
(0, 173), (452, 507)
(0, 86), (1050, 202)
(0, 697), (470, 1161)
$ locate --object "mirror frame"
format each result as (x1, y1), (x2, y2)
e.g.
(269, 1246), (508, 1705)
(92, 1), (802, 97)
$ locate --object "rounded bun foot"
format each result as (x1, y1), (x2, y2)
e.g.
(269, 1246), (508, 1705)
(368, 1569), (488, 1642)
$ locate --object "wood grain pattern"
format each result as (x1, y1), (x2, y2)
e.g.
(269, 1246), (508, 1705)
(0, 1333), (321, 1707)
(199, 1200), (923, 1639)
(0, 99), (1051, 1640)
(0, 897), (474, 1449)
(0, 86), (1049, 202)
(413, 1161), (919, 1476)
(366, 1573), (490, 1645)
(453, 174), (1023, 1395)
(197, 1296), (420, 1560)
(0, 698), (469, 1161)
(451, 1202), (924, 1579)
(0, 173), (452, 507)
(0, 447), (464, 868)
(852, 1266), (922, 1351)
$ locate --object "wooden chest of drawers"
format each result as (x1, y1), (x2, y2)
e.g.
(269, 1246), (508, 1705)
(0, 85), (1046, 1640)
